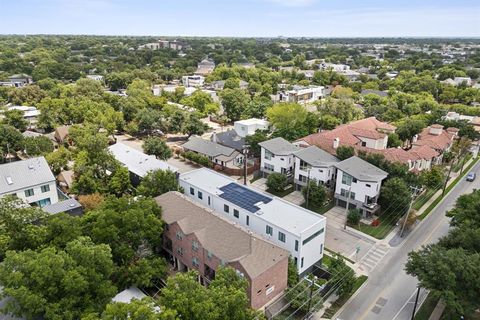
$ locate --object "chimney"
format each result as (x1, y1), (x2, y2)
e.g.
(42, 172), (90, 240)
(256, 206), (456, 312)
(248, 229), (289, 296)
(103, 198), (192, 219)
(212, 132), (217, 143)
(429, 124), (443, 136)
(412, 134), (418, 143)
(333, 137), (340, 149)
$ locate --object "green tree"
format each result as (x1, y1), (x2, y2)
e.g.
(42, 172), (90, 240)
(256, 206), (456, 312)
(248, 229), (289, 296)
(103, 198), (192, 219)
(3, 109), (28, 132)
(45, 146), (71, 175)
(136, 170), (180, 198)
(347, 209), (361, 225)
(302, 181), (327, 208)
(318, 114), (341, 130)
(89, 298), (177, 320)
(335, 145), (355, 160)
(23, 135), (54, 156)
(220, 88), (251, 121)
(266, 102), (310, 141)
(319, 98), (363, 124)
(395, 119), (425, 145)
(420, 166), (444, 189)
(0, 237), (117, 320)
(245, 130), (269, 158)
(143, 137), (172, 160)
(81, 197), (167, 288)
(182, 113), (208, 138)
(0, 124), (24, 159)
(328, 254), (356, 298)
(379, 177), (411, 216)
(107, 165), (132, 196)
(266, 172), (288, 193)
(286, 277), (323, 313)
(287, 257), (299, 287)
(387, 133), (402, 148)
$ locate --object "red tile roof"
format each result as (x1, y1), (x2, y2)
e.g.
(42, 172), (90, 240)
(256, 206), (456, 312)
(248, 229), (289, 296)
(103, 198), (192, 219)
(348, 117), (397, 132)
(412, 126), (455, 151)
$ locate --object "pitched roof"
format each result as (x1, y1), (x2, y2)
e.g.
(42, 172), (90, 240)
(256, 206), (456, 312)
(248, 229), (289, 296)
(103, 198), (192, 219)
(212, 129), (246, 151)
(182, 136), (237, 158)
(109, 143), (177, 177)
(412, 126), (455, 151)
(155, 192), (289, 278)
(294, 146), (339, 167)
(259, 137), (299, 155)
(408, 145), (440, 159)
(348, 117), (396, 132)
(0, 157), (55, 195)
(112, 287), (147, 303)
(334, 156), (388, 181)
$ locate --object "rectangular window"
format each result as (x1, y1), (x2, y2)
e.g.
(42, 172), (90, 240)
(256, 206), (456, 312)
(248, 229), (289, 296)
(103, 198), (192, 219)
(264, 150), (273, 160)
(208, 196), (211, 205)
(207, 251), (212, 260)
(190, 187), (195, 195)
(350, 191), (356, 200)
(366, 184), (371, 187)
(266, 225), (273, 236)
(353, 178), (357, 183)
(246, 215), (250, 226)
(320, 244), (323, 255)
(340, 188), (347, 197)
(224, 204), (229, 213)
(341, 173), (353, 186)
(361, 141), (367, 147)
(299, 174), (307, 183)
(294, 257), (298, 266)
(278, 231), (286, 243)
(41, 185), (50, 193)
(295, 240), (299, 251)
(233, 209), (239, 218)
(264, 163), (274, 171)
(192, 257), (199, 267)
(301, 257), (304, 268)
(176, 231), (183, 240)
(37, 198), (51, 207)
(198, 191), (203, 200)
(24, 188), (34, 197)
(177, 247), (183, 256)
(302, 228), (324, 245)
(299, 159), (310, 171)
(192, 241), (198, 251)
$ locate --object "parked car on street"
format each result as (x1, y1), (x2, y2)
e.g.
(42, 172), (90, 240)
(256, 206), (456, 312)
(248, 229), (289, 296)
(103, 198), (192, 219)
(466, 172), (476, 182)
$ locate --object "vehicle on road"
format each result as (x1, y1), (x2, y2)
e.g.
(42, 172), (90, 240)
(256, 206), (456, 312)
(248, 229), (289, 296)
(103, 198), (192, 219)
(466, 172), (476, 182)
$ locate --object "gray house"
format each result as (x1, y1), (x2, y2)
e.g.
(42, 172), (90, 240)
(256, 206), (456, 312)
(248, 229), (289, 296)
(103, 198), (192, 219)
(182, 136), (244, 168)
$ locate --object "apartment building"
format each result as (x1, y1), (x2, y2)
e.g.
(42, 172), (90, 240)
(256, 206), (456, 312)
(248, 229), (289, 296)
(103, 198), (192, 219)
(178, 168), (326, 274)
(0, 157), (58, 207)
(333, 156), (388, 217)
(155, 191), (289, 309)
(279, 85), (324, 104)
(259, 137), (300, 177)
(182, 75), (205, 87)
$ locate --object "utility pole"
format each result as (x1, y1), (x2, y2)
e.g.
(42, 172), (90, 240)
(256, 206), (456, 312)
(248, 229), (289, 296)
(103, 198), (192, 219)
(243, 144), (249, 185)
(442, 158), (455, 196)
(343, 186), (351, 230)
(306, 169), (311, 209)
(410, 286), (421, 320)
(305, 276), (318, 318)
(400, 186), (421, 238)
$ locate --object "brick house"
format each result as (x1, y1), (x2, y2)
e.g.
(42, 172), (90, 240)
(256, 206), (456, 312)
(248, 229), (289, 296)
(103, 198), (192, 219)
(155, 192), (289, 310)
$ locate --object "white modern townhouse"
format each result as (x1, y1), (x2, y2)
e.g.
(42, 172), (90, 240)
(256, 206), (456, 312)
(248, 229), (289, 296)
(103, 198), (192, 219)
(333, 156), (388, 217)
(259, 137), (299, 178)
(179, 168), (326, 274)
(293, 146), (340, 191)
(0, 157), (58, 207)
(279, 85), (324, 104)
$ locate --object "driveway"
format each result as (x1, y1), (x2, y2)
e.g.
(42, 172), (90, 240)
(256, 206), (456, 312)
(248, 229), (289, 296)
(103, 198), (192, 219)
(250, 177), (268, 191)
(282, 191), (304, 205)
(323, 206), (376, 262)
(166, 157), (200, 174)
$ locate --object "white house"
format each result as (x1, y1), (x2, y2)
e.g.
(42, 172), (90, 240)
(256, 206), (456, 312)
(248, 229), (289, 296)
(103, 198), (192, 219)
(234, 118), (269, 138)
(108, 143), (178, 185)
(182, 136), (244, 168)
(179, 168), (326, 274)
(0, 157), (58, 207)
(259, 137), (300, 177)
(182, 75), (205, 87)
(293, 146), (340, 190)
(86, 75), (104, 82)
(333, 156), (388, 217)
(279, 85), (324, 104)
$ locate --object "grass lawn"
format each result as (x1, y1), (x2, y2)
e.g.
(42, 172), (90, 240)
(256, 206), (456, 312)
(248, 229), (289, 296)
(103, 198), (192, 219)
(249, 176), (261, 184)
(414, 292), (439, 320)
(302, 200), (335, 215)
(413, 188), (439, 211)
(418, 156), (479, 220)
(452, 154), (472, 173)
(321, 275), (368, 319)
(324, 248), (355, 264)
(266, 185), (295, 197)
(350, 212), (396, 239)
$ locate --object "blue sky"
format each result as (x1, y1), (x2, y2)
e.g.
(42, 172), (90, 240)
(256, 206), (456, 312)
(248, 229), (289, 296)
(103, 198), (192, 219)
(1, 0), (479, 37)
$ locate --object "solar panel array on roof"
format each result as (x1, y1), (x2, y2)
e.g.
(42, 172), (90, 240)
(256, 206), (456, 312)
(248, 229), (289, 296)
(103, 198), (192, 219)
(219, 183), (272, 213)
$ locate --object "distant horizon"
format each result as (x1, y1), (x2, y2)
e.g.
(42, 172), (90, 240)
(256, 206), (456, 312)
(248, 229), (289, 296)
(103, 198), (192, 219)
(2, 0), (479, 38)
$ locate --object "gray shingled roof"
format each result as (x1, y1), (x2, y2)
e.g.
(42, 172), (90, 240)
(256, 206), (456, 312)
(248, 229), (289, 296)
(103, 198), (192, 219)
(259, 137), (299, 155)
(183, 136), (236, 157)
(334, 156), (388, 181)
(0, 157), (55, 195)
(42, 198), (82, 215)
(212, 129), (246, 151)
(294, 146), (339, 167)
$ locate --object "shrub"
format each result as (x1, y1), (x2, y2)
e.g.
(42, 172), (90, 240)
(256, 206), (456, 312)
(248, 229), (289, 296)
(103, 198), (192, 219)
(302, 181), (327, 208)
(266, 173), (287, 192)
(347, 209), (361, 225)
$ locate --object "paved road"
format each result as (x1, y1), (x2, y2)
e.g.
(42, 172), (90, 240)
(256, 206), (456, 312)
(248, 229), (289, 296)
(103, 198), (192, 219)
(335, 161), (480, 320)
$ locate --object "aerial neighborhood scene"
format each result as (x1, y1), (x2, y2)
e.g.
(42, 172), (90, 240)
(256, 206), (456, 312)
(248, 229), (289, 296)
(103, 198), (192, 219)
(0, 1), (479, 319)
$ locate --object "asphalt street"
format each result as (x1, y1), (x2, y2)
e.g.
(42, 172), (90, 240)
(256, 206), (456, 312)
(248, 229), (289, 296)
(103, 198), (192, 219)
(335, 160), (480, 320)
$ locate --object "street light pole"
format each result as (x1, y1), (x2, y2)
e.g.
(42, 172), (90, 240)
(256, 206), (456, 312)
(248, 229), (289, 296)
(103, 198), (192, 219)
(410, 286), (421, 320)
(442, 158), (455, 196)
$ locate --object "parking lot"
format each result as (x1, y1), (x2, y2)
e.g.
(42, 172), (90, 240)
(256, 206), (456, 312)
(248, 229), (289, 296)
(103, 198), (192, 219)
(322, 206), (376, 261)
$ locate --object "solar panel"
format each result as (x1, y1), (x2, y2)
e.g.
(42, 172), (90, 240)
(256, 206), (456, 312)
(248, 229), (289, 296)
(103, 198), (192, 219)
(219, 183), (272, 213)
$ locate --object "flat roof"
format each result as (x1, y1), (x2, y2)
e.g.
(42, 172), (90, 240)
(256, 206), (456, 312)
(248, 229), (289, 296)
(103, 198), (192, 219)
(179, 168), (325, 235)
(108, 143), (178, 178)
(235, 118), (269, 126)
